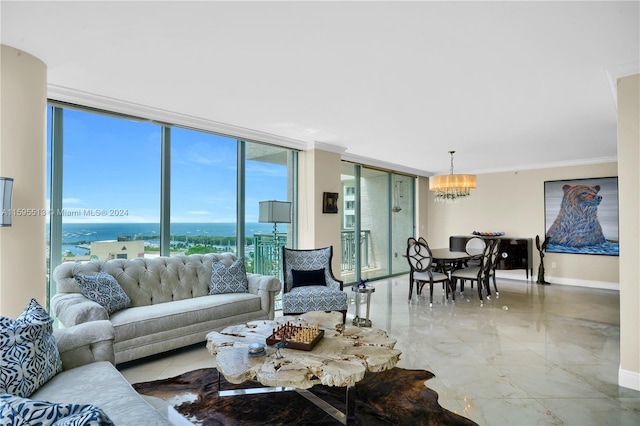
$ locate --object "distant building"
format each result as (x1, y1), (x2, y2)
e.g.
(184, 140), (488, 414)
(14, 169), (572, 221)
(90, 240), (145, 260)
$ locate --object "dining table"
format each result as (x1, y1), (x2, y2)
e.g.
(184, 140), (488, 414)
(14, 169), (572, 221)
(428, 248), (479, 273)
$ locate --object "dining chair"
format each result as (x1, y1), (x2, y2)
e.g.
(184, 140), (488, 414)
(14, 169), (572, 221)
(405, 237), (454, 307)
(486, 238), (501, 296)
(464, 237), (486, 267)
(450, 239), (496, 305)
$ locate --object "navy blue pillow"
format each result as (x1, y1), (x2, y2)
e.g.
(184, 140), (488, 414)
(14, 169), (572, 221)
(291, 268), (326, 288)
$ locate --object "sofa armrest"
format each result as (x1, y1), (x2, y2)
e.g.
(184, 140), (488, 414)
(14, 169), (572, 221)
(247, 273), (282, 293)
(246, 274), (281, 319)
(54, 320), (115, 370)
(51, 293), (108, 327)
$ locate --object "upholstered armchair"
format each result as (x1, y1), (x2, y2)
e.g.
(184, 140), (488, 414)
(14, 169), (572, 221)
(281, 246), (348, 322)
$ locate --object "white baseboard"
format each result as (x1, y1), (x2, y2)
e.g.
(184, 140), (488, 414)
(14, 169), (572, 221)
(494, 270), (619, 291)
(619, 367), (640, 391)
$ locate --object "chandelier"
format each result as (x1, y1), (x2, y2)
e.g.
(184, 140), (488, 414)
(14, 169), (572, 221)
(429, 151), (476, 203)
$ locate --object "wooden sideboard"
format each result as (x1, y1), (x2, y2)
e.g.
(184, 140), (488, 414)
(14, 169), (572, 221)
(449, 235), (534, 279)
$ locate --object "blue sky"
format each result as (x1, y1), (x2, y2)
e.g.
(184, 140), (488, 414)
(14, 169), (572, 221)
(47, 107), (289, 223)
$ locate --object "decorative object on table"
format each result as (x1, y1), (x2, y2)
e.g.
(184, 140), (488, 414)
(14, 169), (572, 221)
(357, 278), (369, 289)
(132, 367), (479, 426)
(272, 340), (287, 359)
(544, 177), (619, 256)
(472, 231), (505, 236)
(536, 234), (550, 285)
(429, 151), (476, 203)
(0, 177), (14, 227)
(266, 321), (324, 351)
(322, 191), (339, 213)
(259, 200), (291, 277)
(248, 343), (267, 357)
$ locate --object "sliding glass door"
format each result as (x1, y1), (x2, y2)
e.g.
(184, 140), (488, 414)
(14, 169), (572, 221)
(340, 162), (414, 284)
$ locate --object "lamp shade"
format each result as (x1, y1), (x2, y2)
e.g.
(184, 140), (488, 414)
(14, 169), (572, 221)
(259, 200), (291, 224)
(428, 174), (477, 191)
(0, 177), (14, 227)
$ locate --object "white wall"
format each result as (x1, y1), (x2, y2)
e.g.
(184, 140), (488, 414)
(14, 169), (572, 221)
(0, 45), (47, 318)
(425, 162), (619, 287)
(297, 149), (343, 276)
(617, 73), (639, 390)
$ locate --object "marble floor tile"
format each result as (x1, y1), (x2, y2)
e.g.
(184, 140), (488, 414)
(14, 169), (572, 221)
(119, 276), (640, 426)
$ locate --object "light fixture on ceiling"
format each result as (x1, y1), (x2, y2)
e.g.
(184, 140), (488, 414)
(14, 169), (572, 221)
(0, 177), (14, 227)
(429, 151), (476, 203)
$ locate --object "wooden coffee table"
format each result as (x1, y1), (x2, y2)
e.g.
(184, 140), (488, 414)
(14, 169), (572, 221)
(206, 311), (401, 425)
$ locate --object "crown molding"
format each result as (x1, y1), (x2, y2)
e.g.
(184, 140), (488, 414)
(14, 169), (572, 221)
(466, 156), (618, 175)
(47, 84), (308, 151)
(47, 84), (618, 179)
(341, 152), (429, 177)
(307, 141), (348, 154)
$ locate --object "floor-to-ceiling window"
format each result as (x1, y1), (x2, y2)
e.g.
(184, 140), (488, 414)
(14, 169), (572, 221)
(51, 106), (161, 266)
(170, 128), (238, 256)
(244, 142), (295, 278)
(47, 103), (297, 304)
(340, 162), (414, 284)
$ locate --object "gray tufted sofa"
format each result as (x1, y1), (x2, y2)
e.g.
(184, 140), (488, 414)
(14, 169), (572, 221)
(51, 253), (281, 364)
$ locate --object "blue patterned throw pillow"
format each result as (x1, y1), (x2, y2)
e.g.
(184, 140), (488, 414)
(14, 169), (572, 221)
(209, 258), (249, 295)
(74, 272), (131, 315)
(0, 393), (115, 426)
(0, 299), (63, 398)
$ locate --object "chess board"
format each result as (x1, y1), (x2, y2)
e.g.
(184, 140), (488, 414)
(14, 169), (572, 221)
(266, 321), (325, 351)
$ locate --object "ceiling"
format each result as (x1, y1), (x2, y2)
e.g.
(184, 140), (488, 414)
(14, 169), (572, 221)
(1, 1), (638, 176)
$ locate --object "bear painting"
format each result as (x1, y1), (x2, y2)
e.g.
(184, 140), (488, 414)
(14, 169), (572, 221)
(546, 184), (606, 247)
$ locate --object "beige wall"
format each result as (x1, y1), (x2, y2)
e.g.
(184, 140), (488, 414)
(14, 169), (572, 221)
(617, 73), (639, 390)
(297, 149), (343, 276)
(0, 45), (47, 317)
(424, 162), (619, 287)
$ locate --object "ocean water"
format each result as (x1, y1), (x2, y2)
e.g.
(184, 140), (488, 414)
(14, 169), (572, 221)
(53, 222), (281, 255)
(546, 241), (619, 256)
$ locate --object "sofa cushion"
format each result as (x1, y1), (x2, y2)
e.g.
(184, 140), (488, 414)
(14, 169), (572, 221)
(109, 293), (261, 344)
(209, 258), (248, 295)
(0, 393), (114, 425)
(31, 361), (172, 425)
(0, 299), (62, 398)
(291, 268), (326, 288)
(74, 272), (131, 315)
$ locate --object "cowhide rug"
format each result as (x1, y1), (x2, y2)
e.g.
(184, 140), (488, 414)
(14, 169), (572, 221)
(133, 367), (478, 426)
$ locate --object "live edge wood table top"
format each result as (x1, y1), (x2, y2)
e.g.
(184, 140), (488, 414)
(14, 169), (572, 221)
(205, 311), (402, 390)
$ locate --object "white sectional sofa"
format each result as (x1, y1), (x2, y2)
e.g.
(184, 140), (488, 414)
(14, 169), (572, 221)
(52, 253), (281, 364)
(32, 321), (174, 425)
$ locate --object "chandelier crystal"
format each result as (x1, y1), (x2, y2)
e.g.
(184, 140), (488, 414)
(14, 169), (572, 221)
(429, 151), (476, 203)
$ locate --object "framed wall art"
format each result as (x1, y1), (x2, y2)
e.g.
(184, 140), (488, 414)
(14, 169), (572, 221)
(322, 192), (339, 214)
(544, 177), (619, 256)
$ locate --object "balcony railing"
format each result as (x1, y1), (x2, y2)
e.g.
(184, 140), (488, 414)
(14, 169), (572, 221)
(340, 229), (370, 272)
(253, 229), (370, 278)
(253, 233), (288, 278)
